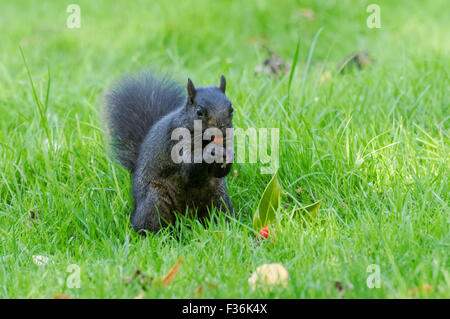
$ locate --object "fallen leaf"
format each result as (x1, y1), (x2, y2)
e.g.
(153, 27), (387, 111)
(53, 294), (70, 299)
(248, 263), (288, 289)
(161, 257), (183, 286)
(233, 169), (239, 178)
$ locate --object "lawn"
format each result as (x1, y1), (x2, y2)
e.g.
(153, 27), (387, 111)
(0, 0), (448, 298)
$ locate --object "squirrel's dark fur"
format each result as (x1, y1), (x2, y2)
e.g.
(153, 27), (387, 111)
(104, 71), (234, 233)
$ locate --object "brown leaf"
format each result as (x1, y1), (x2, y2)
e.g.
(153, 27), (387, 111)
(161, 257), (183, 286)
(53, 294), (70, 299)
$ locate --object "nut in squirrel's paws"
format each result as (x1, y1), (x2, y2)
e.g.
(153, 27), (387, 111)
(213, 137), (223, 144)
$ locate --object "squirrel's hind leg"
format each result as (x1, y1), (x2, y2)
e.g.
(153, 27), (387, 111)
(130, 185), (175, 234)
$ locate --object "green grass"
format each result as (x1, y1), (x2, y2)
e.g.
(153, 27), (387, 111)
(0, 0), (449, 298)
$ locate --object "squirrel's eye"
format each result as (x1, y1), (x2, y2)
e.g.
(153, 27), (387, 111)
(196, 108), (206, 117)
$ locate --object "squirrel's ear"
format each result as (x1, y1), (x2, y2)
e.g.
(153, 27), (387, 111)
(219, 75), (226, 93)
(187, 78), (196, 105)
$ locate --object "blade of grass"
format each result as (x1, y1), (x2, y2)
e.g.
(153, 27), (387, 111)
(300, 27), (323, 103)
(287, 37), (301, 102)
(19, 47), (52, 150)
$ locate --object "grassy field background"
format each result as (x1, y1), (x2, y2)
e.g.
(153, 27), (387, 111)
(0, 0), (448, 298)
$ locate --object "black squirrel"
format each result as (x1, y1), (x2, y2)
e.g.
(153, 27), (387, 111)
(104, 71), (234, 233)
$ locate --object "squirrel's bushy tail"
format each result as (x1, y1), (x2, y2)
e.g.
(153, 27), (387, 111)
(104, 71), (185, 171)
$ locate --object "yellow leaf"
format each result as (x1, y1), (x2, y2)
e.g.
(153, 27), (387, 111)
(161, 257), (183, 286)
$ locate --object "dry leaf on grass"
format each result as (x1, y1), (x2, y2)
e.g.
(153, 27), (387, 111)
(159, 257), (184, 286)
(248, 263), (288, 289)
(53, 294), (70, 299)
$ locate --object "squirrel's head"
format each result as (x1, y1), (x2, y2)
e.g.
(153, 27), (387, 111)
(185, 75), (233, 135)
